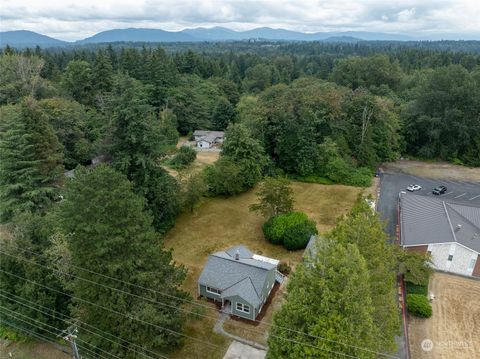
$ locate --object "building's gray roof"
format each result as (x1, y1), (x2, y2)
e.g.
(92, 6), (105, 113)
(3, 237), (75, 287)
(193, 130), (225, 143)
(221, 277), (261, 308)
(400, 193), (480, 253)
(198, 245), (276, 309)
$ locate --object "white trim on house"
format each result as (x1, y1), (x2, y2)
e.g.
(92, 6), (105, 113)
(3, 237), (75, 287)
(404, 242), (480, 255)
(236, 302), (250, 314)
(206, 286), (221, 295)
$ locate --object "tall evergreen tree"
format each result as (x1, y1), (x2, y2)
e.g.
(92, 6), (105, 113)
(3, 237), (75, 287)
(327, 197), (400, 353)
(107, 75), (180, 232)
(61, 60), (93, 105)
(267, 238), (379, 359)
(0, 213), (70, 336)
(0, 99), (63, 221)
(212, 97), (236, 130)
(93, 50), (114, 93)
(58, 165), (188, 357)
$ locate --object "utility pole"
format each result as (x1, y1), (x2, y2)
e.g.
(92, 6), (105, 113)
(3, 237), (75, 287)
(61, 326), (81, 359)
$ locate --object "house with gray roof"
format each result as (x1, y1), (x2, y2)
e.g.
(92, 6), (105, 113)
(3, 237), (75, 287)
(193, 130), (225, 149)
(198, 245), (282, 320)
(400, 193), (480, 278)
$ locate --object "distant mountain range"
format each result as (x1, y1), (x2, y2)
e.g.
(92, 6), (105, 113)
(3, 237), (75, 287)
(0, 27), (476, 48)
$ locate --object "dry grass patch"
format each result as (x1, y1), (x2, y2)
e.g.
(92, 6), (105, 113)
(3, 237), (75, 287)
(408, 272), (480, 359)
(164, 181), (362, 358)
(384, 160), (480, 182)
(0, 342), (70, 359)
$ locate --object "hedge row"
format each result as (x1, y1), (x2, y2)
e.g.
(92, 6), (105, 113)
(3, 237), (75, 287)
(406, 294), (432, 318)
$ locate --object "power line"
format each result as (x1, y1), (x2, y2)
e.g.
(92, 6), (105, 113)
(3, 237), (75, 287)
(2, 252), (353, 358)
(0, 269), (364, 359)
(0, 268), (224, 351)
(0, 311), (103, 359)
(0, 305), (118, 359)
(0, 289), (164, 359)
(0, 318), (74, 358)
(0, 246), (399, 358)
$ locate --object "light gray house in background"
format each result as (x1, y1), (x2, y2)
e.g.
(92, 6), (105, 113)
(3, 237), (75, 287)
(198, 245), (283, 320)
(193, 130), (225, 149)
(400, 193), (480, 278)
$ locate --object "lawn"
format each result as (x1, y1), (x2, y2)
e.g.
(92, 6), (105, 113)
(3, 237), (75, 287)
(164, 181), (364, 358)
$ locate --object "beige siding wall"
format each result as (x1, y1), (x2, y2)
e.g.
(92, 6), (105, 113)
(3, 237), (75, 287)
(428, 243), (478, 277)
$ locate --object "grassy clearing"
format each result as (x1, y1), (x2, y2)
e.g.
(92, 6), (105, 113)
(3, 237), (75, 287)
(163, 137), (220, 179)
(164, 181), (363, 358)
(0, 341), (70, 359)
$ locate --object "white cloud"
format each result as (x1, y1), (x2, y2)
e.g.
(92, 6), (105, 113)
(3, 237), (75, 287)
(397, 8), (416, 22)
(0, 0), (479, 40)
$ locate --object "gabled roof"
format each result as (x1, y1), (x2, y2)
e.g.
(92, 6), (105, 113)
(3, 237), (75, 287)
(400, 193), (480, 253)
(193, 130), (225, 137)
(198, 245), (277, 309)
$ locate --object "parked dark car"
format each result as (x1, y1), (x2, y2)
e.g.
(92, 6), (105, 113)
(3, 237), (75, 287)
(432, 185), (447, 195)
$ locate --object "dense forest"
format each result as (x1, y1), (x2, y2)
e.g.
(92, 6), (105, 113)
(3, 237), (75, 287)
(0, 40), (478, 358)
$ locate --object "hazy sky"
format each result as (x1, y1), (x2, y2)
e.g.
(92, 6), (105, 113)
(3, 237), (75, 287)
(1, 0), (480, 41)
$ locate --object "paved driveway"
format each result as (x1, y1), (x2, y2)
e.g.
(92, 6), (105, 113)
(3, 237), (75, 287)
(223, 341), (266, 359)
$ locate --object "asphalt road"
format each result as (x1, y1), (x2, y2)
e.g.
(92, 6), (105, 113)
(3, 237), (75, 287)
(377, 171), (480, 359)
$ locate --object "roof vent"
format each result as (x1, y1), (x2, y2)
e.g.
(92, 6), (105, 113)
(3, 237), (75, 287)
(455, 224), (462, 232)
(235, 250), (240, 260)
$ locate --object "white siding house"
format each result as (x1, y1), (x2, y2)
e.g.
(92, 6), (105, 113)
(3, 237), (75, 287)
(400, 193), (480, 278)
(193, 130), (225, 149)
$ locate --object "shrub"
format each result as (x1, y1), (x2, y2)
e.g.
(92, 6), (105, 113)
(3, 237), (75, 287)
(406, 282), (428, 296)
(171, 146), (196, 168)
(263, 216), (284, 245)
(291, 175), (334, 185)
(263, 211), (318, 250)
(406, 294), (432, 318)
(204, 158), (245, 196)
(345, 167), (372, 187)
(277, 262), (291, 275)
(284, 219), (318, 250)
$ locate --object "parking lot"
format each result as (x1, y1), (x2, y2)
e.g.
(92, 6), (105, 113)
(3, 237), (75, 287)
(378, 171), (480, 237)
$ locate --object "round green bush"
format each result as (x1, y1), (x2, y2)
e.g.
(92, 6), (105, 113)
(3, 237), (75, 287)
(171, 146), (196, 167)
(263, 216), (284, 244)
(406, 294), (432, 318)
(283, 219), (318, 250)
(263, 212), (317, 250)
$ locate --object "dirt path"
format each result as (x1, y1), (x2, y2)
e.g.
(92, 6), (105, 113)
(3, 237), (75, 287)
(408, 272), (480, 359)
(383, 160), (480, 182)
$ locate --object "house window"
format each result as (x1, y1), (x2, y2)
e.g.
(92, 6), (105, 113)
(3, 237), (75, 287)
(468, 258), (476, 270)
(236, 302), (250, 314)
(447, 255), (453, 261)
(206, 286), (221, 295)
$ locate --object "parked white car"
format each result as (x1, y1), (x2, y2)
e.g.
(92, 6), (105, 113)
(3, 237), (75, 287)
(407, 184), (422, 192)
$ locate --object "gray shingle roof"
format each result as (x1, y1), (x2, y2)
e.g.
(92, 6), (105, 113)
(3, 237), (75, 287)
(193, 130), (225, 138)
(198, 245), (276, 309)
(400, 193), (480, 253)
